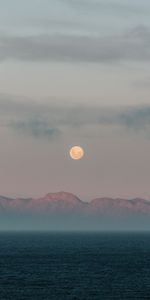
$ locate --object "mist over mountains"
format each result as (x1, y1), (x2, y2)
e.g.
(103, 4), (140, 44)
(1, 192), (150, 231)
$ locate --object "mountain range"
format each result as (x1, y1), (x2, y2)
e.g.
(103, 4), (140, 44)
(0, 191), (150, 215)
(1, 192), (150, 230)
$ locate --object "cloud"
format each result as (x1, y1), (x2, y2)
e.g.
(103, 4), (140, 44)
(0, 94), (150, 139)
(118, 106), (150, 133)
(0, 26), (150, 63)
(10, 119), (60, 139)
(0, 95), (61, 139)
(57, 0), (147, 14)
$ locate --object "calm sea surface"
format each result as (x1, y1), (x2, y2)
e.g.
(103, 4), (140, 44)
(0, 232), (150, 299)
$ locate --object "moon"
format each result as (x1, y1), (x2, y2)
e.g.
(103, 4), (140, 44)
(69, 146), (84, 160)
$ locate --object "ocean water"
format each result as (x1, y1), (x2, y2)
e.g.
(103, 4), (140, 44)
(0, 232), (150, 300)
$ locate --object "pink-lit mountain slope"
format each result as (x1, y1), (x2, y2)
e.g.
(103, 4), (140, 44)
(0, 192), (150, 215)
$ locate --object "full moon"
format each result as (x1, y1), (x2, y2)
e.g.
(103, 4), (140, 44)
(69, 146), (84, 160)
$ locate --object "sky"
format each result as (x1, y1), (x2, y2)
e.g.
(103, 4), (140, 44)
(0, 0), (150, 201)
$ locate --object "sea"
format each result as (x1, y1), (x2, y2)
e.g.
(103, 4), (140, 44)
(0, 232), (150, 300)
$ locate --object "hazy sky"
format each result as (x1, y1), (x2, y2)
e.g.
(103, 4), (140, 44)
(0, 0), (150, 200)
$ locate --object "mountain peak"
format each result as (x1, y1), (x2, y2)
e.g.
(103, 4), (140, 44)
(43, 191), (82, 203)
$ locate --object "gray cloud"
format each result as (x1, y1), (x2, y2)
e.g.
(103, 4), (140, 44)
(10, 119), (60, 139)
(27, 18), (84, 30)
(118, 106), (150, 133)
(0, 95), (150, 139)
(0, 26), (150, 63)
(58, 0), (148, 14)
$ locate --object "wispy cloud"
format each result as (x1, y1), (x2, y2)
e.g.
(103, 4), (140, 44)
(57, 0), (149, 14)
(0, 26), (150, 63)
(10, 119), (60, 139)
(0, 95), (150, 139)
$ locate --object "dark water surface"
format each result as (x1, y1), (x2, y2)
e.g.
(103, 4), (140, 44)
(0, 232), (150, 299)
